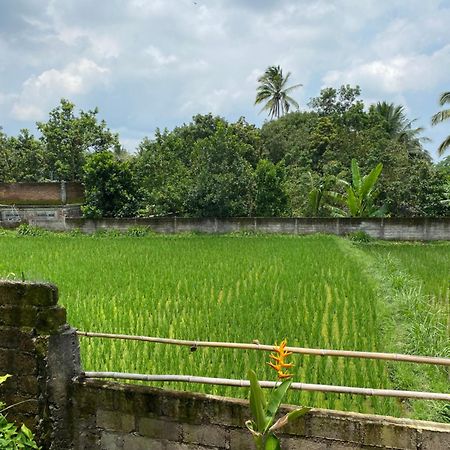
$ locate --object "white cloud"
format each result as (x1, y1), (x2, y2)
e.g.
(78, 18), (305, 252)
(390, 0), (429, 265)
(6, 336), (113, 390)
(144, 46), (178, 68)
(323, 45), (450, 94)
(11, 59), (109, 120)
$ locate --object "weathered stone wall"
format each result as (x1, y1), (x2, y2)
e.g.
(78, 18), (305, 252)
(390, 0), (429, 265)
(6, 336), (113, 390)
(1, 281), (449, 450)
(0, 181), (84, 205)
(74, 379), (450, 450)
(59, 217), (450, 240)
(0, 281), (80, 449)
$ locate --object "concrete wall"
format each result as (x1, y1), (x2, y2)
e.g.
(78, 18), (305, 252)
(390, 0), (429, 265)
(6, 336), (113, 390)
(0, 181), (84, 205)
(0, 204), (82, 225)
(53, 217), (450, 240)
(1, 280), (449, 449)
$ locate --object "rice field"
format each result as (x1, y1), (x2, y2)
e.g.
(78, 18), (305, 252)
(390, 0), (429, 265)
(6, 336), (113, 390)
(0, 231), (448, 419)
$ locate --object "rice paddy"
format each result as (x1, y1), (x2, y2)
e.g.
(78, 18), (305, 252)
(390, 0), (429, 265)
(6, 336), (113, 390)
(0, 231), (448, 420)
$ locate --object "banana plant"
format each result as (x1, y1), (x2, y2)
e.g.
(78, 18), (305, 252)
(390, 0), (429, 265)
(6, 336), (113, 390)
(328, 159), (385, 217)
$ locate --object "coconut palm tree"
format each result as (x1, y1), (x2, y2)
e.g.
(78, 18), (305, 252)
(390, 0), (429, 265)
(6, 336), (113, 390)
(373, 102), (429, 155)
(255, 65), (302, 119)
(431, 91), (450, 156)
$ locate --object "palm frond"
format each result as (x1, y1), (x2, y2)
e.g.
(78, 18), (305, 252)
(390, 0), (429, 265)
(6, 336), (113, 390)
(437, 134), (450, 156)
(439, 91), (450, 106)
(431, 109), (450, 126)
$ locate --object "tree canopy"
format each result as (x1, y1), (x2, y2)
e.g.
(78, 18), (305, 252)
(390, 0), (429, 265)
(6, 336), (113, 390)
(0, 88), (448, 219)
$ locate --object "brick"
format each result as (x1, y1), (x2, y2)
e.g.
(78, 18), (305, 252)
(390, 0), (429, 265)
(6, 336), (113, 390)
(0, 282), (58, 307)
(0, 327), (35, 351)
(281, 437), (327, 450)
(0, 349), (37, 375)
(421, 429), (450, 450)
(100, 431), (124, 450)
(305, 415), (361, 444)
(123, 434), (164, 450)
(36, 306), (67, 333)
(97, 409), (135, 432)
(229, 429), (253, 449)
(17, 375), (39, 396)
(362, 422), (416, 449)
(182, 423), (228, 447)
(138, 417), (181, 440)
(0, 305), (37, 328)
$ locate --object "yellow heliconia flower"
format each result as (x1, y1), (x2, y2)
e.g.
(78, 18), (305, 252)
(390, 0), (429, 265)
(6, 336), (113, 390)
(267, 338), (294, 380)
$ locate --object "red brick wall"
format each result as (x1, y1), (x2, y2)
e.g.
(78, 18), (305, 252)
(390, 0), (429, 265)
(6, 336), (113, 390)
(0, 182), (84, 205)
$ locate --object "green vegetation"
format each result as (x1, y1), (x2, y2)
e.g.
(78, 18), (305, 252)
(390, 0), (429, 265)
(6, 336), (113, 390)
(432, 91), (450, 156)
(0, 232), (448, 421)
(0, 375), (40, 449)
(1, 84), (449, 219)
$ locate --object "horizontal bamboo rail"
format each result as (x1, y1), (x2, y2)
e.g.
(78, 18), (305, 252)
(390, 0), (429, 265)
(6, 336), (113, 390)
(80, 372), (450, 401)
(76, 331), (450, 366)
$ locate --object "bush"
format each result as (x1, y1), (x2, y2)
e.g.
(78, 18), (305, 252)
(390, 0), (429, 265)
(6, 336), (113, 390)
(347, 230), (374, 243)
(126, 226), (154, 237)
(15, 224), (47, 237)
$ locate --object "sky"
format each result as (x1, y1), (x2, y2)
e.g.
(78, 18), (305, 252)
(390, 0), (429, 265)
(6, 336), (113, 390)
(0, 0), (449, 160)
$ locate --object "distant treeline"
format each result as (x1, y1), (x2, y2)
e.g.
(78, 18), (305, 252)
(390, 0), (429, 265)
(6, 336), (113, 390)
(1, 86), (449, 218)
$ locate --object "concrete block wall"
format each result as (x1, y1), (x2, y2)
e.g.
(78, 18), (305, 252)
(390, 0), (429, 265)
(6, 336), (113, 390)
(1, 280), (449, 449)
(59, 217), (450, 240)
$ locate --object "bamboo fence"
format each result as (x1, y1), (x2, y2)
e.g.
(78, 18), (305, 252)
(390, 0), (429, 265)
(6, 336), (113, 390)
(76, 331), (450, 366)
(80, 372), (450, 401)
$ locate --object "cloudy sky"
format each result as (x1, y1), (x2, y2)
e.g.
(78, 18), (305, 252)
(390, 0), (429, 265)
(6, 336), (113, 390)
(1, 0), (449, 160)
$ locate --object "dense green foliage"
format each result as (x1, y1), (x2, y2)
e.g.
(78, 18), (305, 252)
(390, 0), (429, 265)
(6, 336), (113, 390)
(0, 233), (448, 421)
(0, 87), (448, 217)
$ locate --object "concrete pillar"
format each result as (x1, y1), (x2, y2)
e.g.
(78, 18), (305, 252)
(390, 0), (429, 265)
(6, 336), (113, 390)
(0, 281), (80, 449)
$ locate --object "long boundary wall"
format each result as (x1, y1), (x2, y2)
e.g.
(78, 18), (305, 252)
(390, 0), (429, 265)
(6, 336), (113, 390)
(26, 216), (450, 240)
(1, 281), (449, 449)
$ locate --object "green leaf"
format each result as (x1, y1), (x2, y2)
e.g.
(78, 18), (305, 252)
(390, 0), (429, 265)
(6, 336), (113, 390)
(286, 406), (311, 422)
(0, 375), (11, 385)
(264, 433), (281, 450)
(351, 159), (362, 191)
(265, 379), (292, 431)
(360, 162), (382, 199)
(346, 188), (359, 216)
(248, 369), (267, 432)
(269, 406), (310, 432)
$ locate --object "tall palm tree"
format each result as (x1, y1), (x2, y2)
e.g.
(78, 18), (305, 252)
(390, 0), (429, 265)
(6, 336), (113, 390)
(255, 65), (302, 119)
(431, 91), (450, 156)
(373, 102), (429, 155)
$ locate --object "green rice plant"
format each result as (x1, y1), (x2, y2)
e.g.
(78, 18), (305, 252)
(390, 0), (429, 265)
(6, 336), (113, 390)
(0, 233), (445, 419)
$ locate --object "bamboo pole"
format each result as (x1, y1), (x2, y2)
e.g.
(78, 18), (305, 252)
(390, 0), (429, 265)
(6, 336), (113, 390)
(80, 372), (450, 401)
(76, 331), (450, 366)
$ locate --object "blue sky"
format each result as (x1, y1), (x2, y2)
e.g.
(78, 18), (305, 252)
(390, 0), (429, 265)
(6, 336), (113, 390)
(1, 0), (449, 160)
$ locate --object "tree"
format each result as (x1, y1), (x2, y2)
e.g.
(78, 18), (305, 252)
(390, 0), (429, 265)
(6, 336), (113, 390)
(82, 151), (140, 218)
(7, 130), (46, 182)
(0, 128), (13, 182)
(371, 102), (428, 156)
(329, 159), (385, 217)
(431, 91), (450, 156)
(37, 99), (122, 181)
(254, 159), (287, 216)
(186, 123), (256, 217)
(255, 65), (302, 119)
